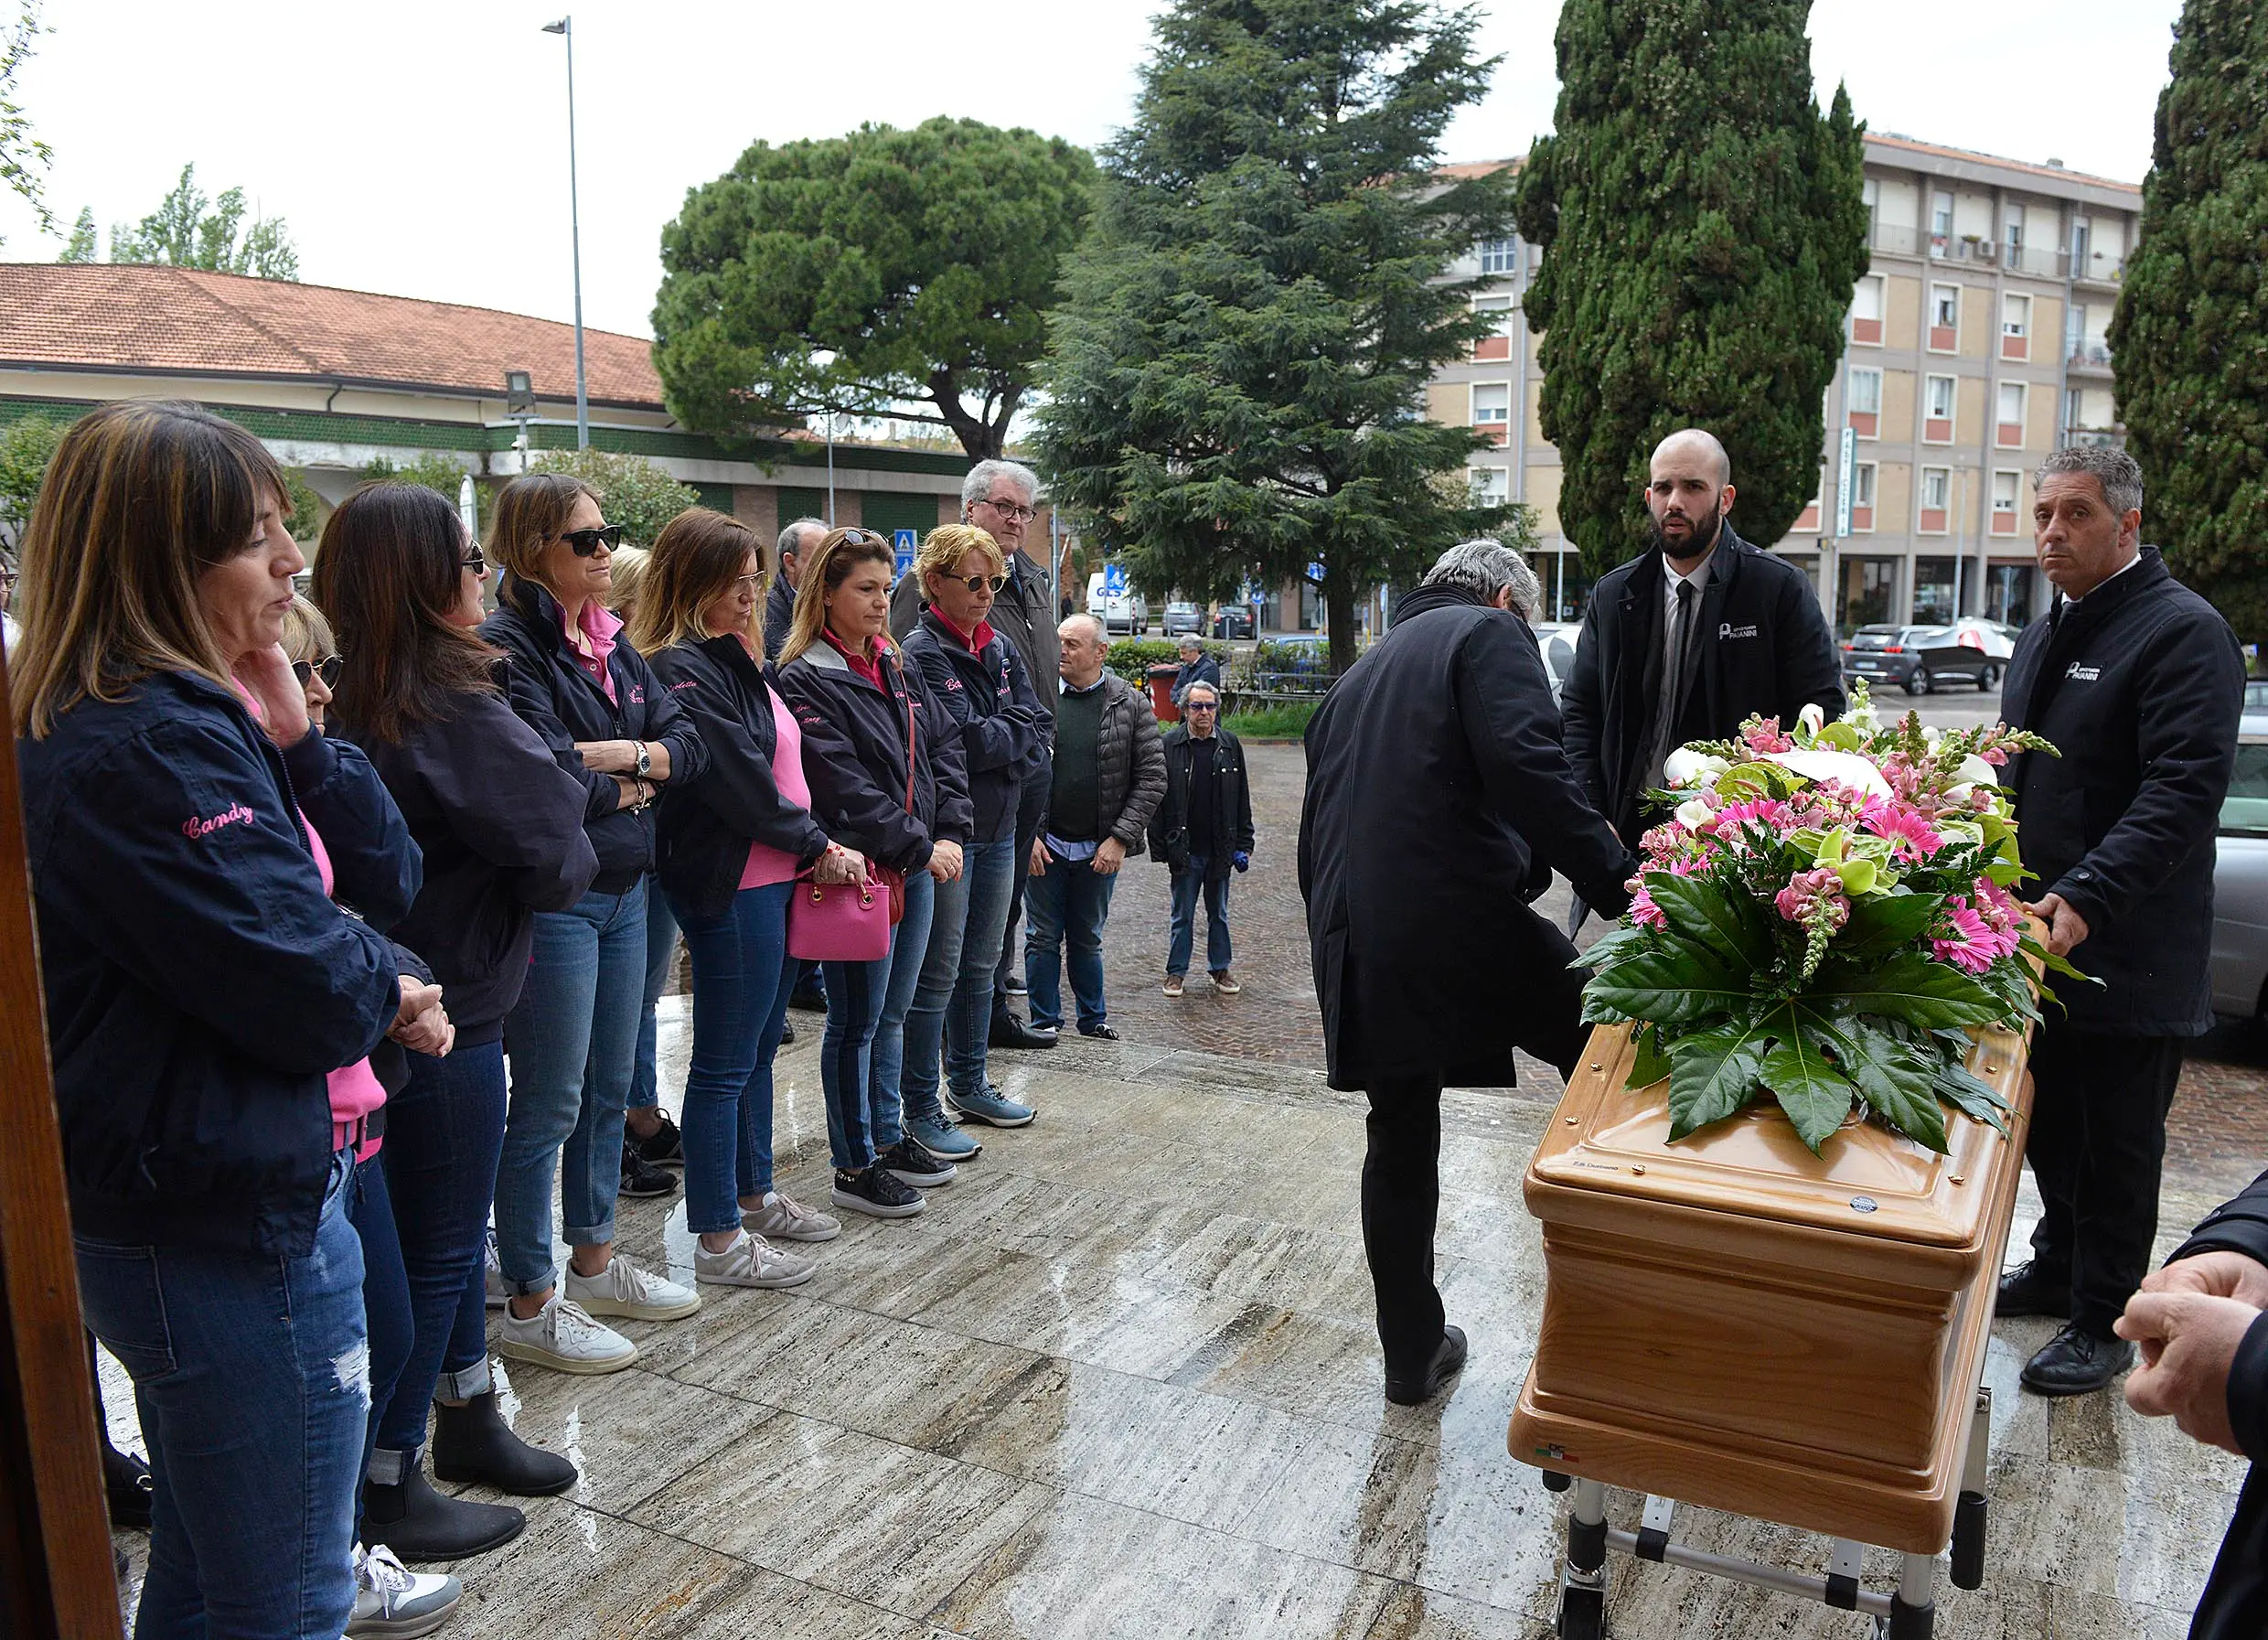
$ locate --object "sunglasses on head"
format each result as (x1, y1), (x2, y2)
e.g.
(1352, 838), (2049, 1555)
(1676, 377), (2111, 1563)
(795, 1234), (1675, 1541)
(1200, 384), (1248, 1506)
(293, 656), (343, 690)
(559, 525), (625, 556)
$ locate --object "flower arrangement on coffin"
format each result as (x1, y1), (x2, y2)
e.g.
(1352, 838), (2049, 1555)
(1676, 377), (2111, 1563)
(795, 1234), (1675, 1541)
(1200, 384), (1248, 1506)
(1575, 680), (2091, 1155)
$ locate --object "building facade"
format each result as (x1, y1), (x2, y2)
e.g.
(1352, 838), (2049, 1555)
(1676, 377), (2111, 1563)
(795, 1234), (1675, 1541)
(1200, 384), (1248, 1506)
(1433, 135), (2141, 632)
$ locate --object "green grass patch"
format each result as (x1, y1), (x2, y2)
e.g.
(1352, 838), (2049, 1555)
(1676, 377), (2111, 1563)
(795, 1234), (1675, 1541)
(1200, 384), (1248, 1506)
(1222, 700), (1318, 738)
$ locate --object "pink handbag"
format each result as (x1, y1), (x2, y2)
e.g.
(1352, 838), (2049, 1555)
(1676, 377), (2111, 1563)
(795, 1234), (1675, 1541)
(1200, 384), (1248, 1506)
(786, 872), (891, 963)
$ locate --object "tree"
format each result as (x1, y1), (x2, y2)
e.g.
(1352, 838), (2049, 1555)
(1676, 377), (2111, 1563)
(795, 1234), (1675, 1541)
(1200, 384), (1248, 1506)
(1033, 0), (1518, 674)
(111, 164), (299, 280)
(358, 454), (480, 531)
(281, 469), (326, 545)
(1515, 0), (1867, 575)
(2110, 0), (2268, 647)
(0, 409), (61, 542)
(0, 3), (52, 241)
(56, 202), (92, 261)
(524, 449), (701, 549)
(654, 117), (1096, 462)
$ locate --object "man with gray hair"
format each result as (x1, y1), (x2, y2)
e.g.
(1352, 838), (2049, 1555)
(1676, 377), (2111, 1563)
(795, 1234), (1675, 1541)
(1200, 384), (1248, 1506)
(1994, 443), (2245, 1398)
(1299, 538), (1632, 1406)
(893, 458), (1063, 1048)
(765, 516), (826, 656)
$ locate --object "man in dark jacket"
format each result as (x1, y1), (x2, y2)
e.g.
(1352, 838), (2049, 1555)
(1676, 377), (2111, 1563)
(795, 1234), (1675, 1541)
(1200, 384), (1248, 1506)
(1149, 682), (1257, 996)
(892, 460), (1062, 1046)
(1170, 638), (1222, 706)
(1028, 613), (1165, 1038)
(765, 517), (824, 659)
(1995, 445), (2245, 1397)
(1301, 540), (1634, 1405)
(2115, 1172), (2268, 1640)
(1560, 428), (1845, 847)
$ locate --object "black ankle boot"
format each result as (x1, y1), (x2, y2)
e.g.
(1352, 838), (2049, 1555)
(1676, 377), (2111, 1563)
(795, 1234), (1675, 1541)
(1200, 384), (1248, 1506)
(361, 1463), (525, 1563)
(102, 1443), (152, 1531)
(430, 1390), (577, 1496)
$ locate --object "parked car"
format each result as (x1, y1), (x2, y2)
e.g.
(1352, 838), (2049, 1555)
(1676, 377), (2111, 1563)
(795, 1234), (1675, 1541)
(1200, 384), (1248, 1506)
(1212, 606), (1256, 639)
(1162, 601), (1203, 637)
(1945, 617), (2020, 685)
(1531, 620), (1582, 706)
(2211, 721), (2268, 1022)
(1841, 625), (1995, 695)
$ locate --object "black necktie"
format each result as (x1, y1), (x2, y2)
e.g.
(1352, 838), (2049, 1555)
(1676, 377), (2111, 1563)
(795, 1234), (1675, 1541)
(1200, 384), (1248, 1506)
(1650, 581), (1698, 788)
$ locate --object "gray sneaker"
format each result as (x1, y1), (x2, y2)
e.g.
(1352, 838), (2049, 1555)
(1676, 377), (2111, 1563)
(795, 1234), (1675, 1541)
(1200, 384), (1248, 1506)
(349, 1543), (461, 1637)
(693, 1230), (816, 1290)
(742, 1191), (840, 1243)
(948, 1085), (1035, 1128)
(907, 1114), (981, 1162)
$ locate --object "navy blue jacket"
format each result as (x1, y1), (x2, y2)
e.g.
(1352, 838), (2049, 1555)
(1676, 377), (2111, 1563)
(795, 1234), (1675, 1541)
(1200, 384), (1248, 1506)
(772, 637), (973, 877)
(19, 670), (417, 1255)
(901, 611), (1049, 845)
(647, 634), (831, 923)
(482, 574), (709, 896)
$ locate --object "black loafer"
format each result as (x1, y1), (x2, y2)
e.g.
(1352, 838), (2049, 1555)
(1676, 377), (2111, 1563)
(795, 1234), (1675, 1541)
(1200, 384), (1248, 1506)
(1995, 1259), (2073, 1320)
(990, 1013), (1058, 1051)
(1385, 1324), (1469, 1406)
(2020, 1323), (2134, 1397)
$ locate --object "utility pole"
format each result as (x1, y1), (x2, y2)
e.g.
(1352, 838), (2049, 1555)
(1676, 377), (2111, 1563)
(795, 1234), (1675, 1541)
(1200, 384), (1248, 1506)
(541, 18), (589, 449)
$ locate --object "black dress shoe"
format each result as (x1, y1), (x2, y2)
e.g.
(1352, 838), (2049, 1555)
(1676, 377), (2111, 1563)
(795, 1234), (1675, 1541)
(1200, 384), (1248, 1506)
(362, 1464), (525, 1562)
(102, 1443), (152, 1531)
(1077, 1023), (1121, 1042)
(1385, 1324), (1469, 1406)
(2019, 1323), (2135, 1397)
(431, 1389), (578, 1496)
(990, 1013), (1058, 1051)
(1995, 1259), (2073, 1320)
(780, 1017), (797, 1045)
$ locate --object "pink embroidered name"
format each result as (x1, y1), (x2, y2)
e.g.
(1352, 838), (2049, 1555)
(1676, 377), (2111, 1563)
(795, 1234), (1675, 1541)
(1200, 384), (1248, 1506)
(183, 803), (255, 840)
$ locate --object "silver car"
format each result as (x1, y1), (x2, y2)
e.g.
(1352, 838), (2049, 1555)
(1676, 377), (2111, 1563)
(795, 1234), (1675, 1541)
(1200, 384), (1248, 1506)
(2211, 705), (2268, 1021)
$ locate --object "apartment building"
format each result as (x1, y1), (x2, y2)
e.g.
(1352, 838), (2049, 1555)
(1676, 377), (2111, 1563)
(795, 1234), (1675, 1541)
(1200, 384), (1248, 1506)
(1432, 135), (2143, 632)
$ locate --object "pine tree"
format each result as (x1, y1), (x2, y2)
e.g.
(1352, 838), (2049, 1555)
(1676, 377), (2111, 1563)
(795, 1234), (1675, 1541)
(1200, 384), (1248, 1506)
(1033, 0), (1517, 674)
(55, 203), (91, 262)
(1515, 0), (1867, 574)
(2109, 0), (2268, 646)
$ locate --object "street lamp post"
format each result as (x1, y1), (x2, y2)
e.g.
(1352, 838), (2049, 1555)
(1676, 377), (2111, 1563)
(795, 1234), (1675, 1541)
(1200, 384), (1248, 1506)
(540, 17), (589, 450)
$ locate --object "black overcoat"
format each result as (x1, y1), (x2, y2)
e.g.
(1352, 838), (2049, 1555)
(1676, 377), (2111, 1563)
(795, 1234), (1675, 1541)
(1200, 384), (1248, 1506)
(1299, 585), (1634, 1091)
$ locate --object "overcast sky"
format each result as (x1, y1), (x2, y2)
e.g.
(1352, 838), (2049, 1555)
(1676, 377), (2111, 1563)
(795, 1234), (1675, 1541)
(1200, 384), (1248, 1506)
(0, 1), (2181, 342)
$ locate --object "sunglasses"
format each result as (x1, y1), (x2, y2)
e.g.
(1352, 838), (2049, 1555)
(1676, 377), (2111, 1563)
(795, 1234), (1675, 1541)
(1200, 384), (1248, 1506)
(559, 525), (625, 556)
(950, 573), (1010, 595)
(462, 551), (488, 575)
(293, 655), (343, 690)
(1185, 701), (1218, 712)
(838, 528), (883, 547)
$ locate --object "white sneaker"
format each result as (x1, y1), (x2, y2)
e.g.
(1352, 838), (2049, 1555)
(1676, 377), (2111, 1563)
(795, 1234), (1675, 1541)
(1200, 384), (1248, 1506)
(742, 1191), (840, 1243)
(694, 1229), (816, 1290)
(349, 1543), (462, 1637)
(483, 1230), (505, 1310)
(496, 1292), (638, 1375)
(563, 1251), (701, 1321)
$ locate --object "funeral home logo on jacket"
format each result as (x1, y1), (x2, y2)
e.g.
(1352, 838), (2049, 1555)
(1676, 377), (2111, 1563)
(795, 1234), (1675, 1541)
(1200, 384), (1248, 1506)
(2065, 662), (2102, 681)
(1718, 623), (1759, 640)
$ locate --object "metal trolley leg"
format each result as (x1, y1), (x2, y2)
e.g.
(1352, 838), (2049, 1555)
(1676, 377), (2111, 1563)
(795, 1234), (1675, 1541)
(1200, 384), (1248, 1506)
(1557, 1478), (1609, 1639)
(1885, 1552), (1936, 1638)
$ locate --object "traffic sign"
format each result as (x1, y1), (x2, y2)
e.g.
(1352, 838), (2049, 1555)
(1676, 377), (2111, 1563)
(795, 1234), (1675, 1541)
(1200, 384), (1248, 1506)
(1103, 564), (1128, 595)
(1835, 426), (1856, 538)
(893, 528), (917, 577)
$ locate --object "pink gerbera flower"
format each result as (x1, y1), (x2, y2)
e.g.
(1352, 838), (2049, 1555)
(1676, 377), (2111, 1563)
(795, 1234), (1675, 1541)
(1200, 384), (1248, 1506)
(1861, 799), (1943, 862)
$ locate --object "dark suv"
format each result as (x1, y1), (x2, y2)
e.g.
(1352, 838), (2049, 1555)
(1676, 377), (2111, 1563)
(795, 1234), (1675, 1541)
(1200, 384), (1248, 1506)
(1841, 625), (1995, 695)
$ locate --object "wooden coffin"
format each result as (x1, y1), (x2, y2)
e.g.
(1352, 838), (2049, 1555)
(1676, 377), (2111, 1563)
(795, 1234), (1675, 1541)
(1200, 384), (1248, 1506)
(1508, 1017), (2035, 1554)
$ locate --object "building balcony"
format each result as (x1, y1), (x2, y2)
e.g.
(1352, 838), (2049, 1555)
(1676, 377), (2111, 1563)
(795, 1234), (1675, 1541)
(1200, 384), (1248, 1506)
(2072, 253), (2127, 286)
(2065, 426), (2125, 450)
(2066, 343), (2114, 376)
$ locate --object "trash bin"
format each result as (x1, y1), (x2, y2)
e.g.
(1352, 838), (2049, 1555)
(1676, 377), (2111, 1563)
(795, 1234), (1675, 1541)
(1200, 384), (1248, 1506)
(1146, 662), (1182, 724)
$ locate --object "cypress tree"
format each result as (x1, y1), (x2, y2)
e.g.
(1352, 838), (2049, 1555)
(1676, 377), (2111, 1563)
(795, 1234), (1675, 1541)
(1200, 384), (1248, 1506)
(1515, 0), (1867, 574)
(1034, 0), (1517, 674)
(2109, 0), (2268, 647)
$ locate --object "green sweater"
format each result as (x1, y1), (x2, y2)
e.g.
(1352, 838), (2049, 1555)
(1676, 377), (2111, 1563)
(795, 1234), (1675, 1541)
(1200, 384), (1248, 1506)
(1049, 681), (1106, 842)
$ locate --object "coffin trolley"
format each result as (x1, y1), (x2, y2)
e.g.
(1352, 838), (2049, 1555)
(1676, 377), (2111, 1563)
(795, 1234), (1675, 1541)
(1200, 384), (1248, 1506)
(1507, 1016), (2033, 1637)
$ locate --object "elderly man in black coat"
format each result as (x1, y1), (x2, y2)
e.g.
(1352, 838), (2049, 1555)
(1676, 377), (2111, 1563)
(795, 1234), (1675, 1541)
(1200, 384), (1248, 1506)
(1995, 445), (2245, 1397)
(1301, 540), (1634, 1405)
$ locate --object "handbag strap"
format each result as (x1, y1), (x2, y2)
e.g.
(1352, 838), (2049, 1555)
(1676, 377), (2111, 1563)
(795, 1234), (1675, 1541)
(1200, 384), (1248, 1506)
(887, 649), (916, 814)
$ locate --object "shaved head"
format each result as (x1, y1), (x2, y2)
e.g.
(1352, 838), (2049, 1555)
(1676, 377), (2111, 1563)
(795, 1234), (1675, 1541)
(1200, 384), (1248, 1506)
(1643, 428), (1737, 564)
(1651, 428), (1731, 488)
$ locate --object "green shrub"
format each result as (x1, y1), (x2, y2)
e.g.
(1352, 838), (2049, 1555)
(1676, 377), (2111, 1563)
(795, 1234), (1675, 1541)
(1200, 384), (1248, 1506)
(1105, 638), (1183, 683)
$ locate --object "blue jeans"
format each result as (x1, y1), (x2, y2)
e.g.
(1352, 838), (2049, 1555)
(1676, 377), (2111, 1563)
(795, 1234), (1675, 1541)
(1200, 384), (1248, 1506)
(670, 881), (796, 1233)
(1025, 852), (1118, 1031)
(1168, 858), (1234, 977)
(496, 885), (647, 1294)
(348, 1153), (412, 1534)
(902, 836), (1017, 1116)
(373, 1041), (508, 1464)
(79, 1152), (364, 1640)
(628, 875), (679, 1113)
(819, 867), (935, 1169)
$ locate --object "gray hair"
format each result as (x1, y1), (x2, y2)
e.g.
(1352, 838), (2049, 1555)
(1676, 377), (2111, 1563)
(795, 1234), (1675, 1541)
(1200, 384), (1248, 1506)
(1182, 680), (1221, 704)
(961, 459), (1040, 511)
(776, 517), (826, 563)
(1422, 538), (1542, 619)
(1178, 636), (1203, 653)
(2036, 445), (2142, 519)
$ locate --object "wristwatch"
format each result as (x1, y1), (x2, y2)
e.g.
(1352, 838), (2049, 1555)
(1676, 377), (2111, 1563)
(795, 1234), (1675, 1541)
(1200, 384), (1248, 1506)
(633, 741), (652, 778)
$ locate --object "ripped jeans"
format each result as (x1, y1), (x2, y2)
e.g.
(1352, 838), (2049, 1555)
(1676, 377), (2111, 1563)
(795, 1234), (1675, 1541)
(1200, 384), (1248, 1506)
(76, 1149), (366, 1640)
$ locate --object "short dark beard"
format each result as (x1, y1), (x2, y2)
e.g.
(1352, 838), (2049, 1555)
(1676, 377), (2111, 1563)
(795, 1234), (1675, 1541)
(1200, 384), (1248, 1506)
(1649, 505), (1723, 566)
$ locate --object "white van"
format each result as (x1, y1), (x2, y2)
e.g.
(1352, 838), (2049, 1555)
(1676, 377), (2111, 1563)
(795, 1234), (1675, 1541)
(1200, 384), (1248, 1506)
(1086, 571), (1148, 636)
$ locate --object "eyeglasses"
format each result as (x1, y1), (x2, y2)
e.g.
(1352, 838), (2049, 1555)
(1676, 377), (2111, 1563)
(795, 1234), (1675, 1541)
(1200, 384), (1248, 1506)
(558, 525), (625, 556)
(951, 573), (1010, 594)
(293, 655), (343, 690)
(462, 551), (488, 575)
(731, 574), (763, 595)
(974, 497), (1036, 524)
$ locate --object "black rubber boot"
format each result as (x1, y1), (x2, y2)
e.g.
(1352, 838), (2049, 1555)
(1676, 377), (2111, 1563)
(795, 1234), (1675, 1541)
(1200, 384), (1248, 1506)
(361, 1463), (525, 1563)
(430, 1389), (578, 1496)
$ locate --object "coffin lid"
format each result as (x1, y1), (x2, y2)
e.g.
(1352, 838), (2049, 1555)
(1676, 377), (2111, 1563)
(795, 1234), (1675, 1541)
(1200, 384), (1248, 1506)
(1528, 1020), (2027, 1249)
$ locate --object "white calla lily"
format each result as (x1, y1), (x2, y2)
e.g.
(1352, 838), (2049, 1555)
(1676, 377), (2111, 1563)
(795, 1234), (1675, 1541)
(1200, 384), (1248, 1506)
(1663, 747), (1730, 789)
(1955, 753), (1998, 788)
(1762, 747), (1894, 799)
(1674, 797), (1714, 830)
(1798, 702), (1826, 739)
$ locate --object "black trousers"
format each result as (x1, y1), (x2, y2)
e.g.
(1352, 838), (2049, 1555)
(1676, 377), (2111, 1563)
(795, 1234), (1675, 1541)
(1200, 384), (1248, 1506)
(993, 770), (1049, 1012)
(2024, 1017), (2185, 1338)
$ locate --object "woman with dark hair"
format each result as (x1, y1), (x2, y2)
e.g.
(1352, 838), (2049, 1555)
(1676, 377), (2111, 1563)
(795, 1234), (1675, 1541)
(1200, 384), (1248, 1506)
(12, 402), (427, 1634)
(772, 527), (971, 1219)
(313, 480), (599, 1559)
(634, 508), (865, 1274)
(479, 472), (708, 1372)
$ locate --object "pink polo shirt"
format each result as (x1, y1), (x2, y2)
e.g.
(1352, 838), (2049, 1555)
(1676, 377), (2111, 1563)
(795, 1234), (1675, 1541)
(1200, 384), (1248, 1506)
(303, 816), (387, 1163)
(562, 597), (621, 705)
(740, 683), (812, 889)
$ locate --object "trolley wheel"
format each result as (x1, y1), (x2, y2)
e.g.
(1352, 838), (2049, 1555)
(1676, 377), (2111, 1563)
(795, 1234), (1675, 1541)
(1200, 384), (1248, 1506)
(1557, 1583), (1605, 1640)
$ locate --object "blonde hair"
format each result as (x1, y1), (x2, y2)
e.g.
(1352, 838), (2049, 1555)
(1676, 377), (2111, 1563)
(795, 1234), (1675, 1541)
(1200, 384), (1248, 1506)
(279, 595), (336, 664)
(915, 523), (1003, 596)
(605, 544), (651, 616)
(12, 401), (289, 738)
(630, 509), (764, 658)
(777, 527), (897, 666)
(487, 471), (598, 592)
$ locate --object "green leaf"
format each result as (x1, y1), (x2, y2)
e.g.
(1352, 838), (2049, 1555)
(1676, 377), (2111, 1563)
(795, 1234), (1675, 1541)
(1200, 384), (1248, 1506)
(1627, 1023), (1671, 1091)
(1835, 892), (1945, 959)
(1823, 1019), (1949, 1152)
(1664, 1014), (1771, 1137)
(1757, 1030), (1859, 1153)
(1808, 950), (2008, 1030)
(2017, 934), (2102, 986)
(1583, 936), (1752, 1025)
(1571, 923), (1653, 972)
(1932, 1059), (2011, 1134)
(1642, 871), (1772, 968)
